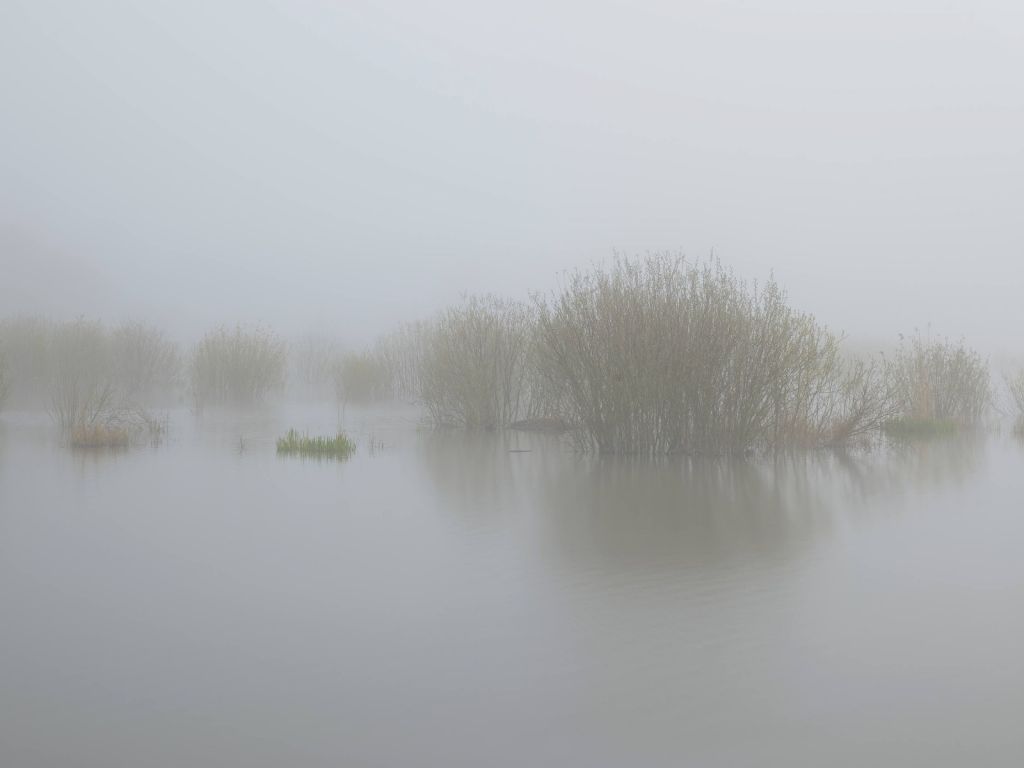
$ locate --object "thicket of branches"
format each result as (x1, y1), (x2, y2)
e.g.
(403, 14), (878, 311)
(533, 255), (897, 454)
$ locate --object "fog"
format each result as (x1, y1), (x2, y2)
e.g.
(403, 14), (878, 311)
(3, 0), (1023, 350)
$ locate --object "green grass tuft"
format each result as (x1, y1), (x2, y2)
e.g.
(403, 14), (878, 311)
(276, 428), (356, 459)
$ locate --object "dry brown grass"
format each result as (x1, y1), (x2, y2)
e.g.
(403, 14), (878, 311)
(69, 423), (130, 449)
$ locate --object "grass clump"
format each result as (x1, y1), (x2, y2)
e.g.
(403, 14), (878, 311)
(276, 429), (356, 459)
(69, 423), (130, 449)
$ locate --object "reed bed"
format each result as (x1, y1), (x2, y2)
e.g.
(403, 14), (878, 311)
(276, 429), (356, 459)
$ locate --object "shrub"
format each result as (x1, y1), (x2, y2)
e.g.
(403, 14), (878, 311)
(190, 325), (287, 407)
(419, 296), (534, 429)
(48, 318), (119, 432)
(885, 331), (990, 429)
(534, 254), (894, 455)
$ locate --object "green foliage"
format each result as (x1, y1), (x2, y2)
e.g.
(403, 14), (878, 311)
(276, 428), (356, 459)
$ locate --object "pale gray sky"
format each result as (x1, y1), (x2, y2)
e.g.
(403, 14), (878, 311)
(2, 0), (1022, 350)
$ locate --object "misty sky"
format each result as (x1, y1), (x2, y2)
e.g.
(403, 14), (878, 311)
(2, 0), (1022, 351)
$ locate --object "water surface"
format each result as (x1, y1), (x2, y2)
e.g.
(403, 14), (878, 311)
(2, 407), (1023, 766)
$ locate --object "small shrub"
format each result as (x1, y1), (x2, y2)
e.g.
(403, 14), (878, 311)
(886, 331), (990, 429)
(48, 318), (118, 432)
(190, 325), (287, 407)
(276, 429), (356, 459)
(419, 296), (533, 429)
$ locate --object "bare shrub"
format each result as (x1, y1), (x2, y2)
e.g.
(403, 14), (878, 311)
(419, 296), (534, 428)
(190, 325), (287, 407)
(886, 331), (991, 428)
(535, 254), (894, 455)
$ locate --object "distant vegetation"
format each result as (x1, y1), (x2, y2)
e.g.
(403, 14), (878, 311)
(0, 348), (9, 411)
(190, 325), (286, 407)
(0, 254), (1005, 455)
(884, 331), (991, 435)
(334, 351), (391, 404)
(276, 428), (356, 459)
(1005, 369), (1024, 434)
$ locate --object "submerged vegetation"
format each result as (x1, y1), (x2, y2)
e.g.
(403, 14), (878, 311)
(276, 428), (356, 459)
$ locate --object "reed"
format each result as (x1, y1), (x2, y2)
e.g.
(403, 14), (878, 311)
(276, 428), (356, 459)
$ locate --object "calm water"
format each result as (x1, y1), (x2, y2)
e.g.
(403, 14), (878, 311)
(2, 406), (1024, 767)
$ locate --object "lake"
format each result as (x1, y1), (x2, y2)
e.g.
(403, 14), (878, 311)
(2, 405), (1023, 766)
